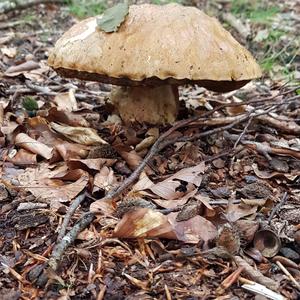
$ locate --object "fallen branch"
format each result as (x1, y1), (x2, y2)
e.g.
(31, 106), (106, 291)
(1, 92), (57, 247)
(56, 191), (87, 242)
(48, 212), (94, 271)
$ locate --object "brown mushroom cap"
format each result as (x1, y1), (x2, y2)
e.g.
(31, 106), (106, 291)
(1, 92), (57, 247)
(48, 3), (261, 92)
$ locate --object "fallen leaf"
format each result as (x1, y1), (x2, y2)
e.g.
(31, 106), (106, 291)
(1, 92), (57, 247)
(15, 133), (53, 160)
(93, 166), (117, 193)
(168, 213), (217, 244)
(149, 163), (205, 200)
(252, 163), (299, 181)
(5, 60), (40, 77)
(53, 89), (78, 111)
(46, 107), (90, 127)
(114, 208), (175, 239)
(50, 122), (107, 145)
(226, 203), (257, 223)
(153, 190), (198, 209)
(67, 158), (116, 171)
(17, 164), (89, 209)
(55, 141), (89, 161)
(118, 149), (153, 175)
(6, 149), (37, 166)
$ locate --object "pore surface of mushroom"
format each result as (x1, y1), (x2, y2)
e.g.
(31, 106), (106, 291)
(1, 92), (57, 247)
(48, 3), (261, 124)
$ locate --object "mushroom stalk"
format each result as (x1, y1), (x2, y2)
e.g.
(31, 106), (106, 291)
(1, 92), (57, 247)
(110, 85), (179, 124)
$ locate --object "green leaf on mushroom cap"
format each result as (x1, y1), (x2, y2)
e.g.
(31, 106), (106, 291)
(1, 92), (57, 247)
(97, 2), (129, 33)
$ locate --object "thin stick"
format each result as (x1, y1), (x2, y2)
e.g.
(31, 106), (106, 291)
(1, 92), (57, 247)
(217, 266), (244, 294)
(48, 212), (94, 271)
(276, 260), (300, 290)
(56, 192), (86, 242)
(268, 192), (288, 224)
(234, 116), (253, 148)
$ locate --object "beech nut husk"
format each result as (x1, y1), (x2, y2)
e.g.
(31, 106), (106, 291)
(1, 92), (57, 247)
(253, 229), (281, 258)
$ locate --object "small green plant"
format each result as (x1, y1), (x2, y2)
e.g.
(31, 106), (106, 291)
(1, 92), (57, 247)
(66, 0), (106, 18)
(23, 96), (38, 117)
(230, 0), (279, 24)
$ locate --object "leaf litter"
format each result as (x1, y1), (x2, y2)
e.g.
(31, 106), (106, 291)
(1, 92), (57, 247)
(0, 1), (300, 299)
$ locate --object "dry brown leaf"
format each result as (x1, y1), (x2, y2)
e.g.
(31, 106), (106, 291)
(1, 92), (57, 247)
(167, 213), (217, 244)
(226, 203), (257, 223)
(7, 149), (37, 166)
(67, 158), (116, 171)
(153, 190), (198, 209)
(149, 163), (205, 200)
(93, 166), (117, 193)
(114, 208), (175, 239)
(252, 163), (300, 181)
(4, 60), (40, 76)
(23, 61), (50, 82)
(46, 107), (90, 127)
(114, 207), (216, 244)
(55, 141), (89, 161)
(194, 194), (214, 210)
(50, 122), (107, 145)
(77, 228), (98, 241)
(15, 133), (53, 160)
(91, 198), (115, 215)
(17, 164), (89, 209)
(135, 128), (159, 152)
(118, 149), (153, 175)
(53, 89), (78, 111)
(132, 172), (154, 192)
(51, 169), (88, 181)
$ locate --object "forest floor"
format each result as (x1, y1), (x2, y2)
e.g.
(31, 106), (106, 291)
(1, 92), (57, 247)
(0, 0), (299, 299)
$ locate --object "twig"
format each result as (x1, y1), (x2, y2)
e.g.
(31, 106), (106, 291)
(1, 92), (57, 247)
(25, 82), (99, 100)
(276, 261), (300, 290)
(217, 266), (244, 294)
(268, 192), (288, 225)
(234, 116), (253, 148)
(48, 212), (94, 271)
(56, 191), (86, 242)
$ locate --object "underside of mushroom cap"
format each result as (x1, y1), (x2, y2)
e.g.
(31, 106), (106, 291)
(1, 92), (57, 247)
(48, 3), (261, 92)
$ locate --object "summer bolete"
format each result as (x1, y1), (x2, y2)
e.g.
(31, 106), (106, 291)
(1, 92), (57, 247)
(48, 3), (261, 124)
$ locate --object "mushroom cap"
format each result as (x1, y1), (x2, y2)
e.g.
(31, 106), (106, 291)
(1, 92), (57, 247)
(48, 3), (261, 92)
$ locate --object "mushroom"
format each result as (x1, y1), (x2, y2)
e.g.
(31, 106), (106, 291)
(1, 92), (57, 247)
(48, 3), (261, 124)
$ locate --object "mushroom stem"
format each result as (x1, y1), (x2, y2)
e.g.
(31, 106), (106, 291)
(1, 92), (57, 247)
(110, 85), (179, 124)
